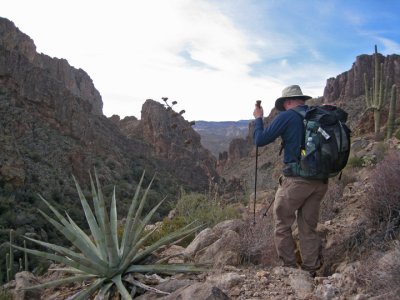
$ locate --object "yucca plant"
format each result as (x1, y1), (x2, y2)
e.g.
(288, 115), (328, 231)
(10, 171), (205, 299)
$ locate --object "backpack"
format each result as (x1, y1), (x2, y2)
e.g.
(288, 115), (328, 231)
(286, 105), (351, 180)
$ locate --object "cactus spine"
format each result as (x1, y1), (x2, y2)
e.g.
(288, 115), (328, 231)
(387, 84), (397, 139)
(364, 45), (387, 135)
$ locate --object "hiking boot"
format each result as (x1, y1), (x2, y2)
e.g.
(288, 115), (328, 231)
(283, 263), (298, 269)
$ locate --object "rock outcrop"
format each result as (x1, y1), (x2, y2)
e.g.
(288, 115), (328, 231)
(0, 18), (103, 115)
(0, 17), (218, 245)
(323, 53), (400, 104)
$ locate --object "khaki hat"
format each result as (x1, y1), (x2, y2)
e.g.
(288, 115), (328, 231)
(275, 85), (312, 111)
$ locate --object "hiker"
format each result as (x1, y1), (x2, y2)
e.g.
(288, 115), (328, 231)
(253, 85), (328, 275)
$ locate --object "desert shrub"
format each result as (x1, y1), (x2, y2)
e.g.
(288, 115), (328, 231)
(357, 241), (400, 297)
(140, 192), (240, 249)
(238, 216), (278, 266)
(143, 216), (192, 247)
(347, 155), (364, 168)
(365, 150), (400, 241)
(175, 192), (240, 228)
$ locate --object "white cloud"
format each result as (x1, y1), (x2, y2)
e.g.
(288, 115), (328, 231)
(3, 0), (386, 121)
(378, 38), (400, 55)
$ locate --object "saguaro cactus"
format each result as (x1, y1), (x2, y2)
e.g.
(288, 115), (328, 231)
(364, 45), (388, 135)
(24, 240), (29, 272)
(9, 229), (14, 280)
(387, 84), (397, 139)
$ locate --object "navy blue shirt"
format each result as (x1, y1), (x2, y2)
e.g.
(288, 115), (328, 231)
(253, 105), (306, 164)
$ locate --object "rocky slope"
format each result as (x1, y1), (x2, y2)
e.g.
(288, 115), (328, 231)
(5, 143), (400, 299)
(0, 17), (217, 244)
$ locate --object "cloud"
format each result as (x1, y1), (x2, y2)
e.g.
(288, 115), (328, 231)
(378, 38), (400, 55)
(4, 0), (397, 121)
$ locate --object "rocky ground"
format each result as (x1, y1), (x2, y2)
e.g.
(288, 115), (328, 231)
(3, 139), (400, 300)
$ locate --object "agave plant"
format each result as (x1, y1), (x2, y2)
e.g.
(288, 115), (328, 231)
(11, 171), (205, 299)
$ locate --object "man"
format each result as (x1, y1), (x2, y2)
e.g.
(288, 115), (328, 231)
(253, 85), (328, 276)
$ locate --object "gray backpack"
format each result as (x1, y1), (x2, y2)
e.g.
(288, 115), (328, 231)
(287, 105), (351, 180)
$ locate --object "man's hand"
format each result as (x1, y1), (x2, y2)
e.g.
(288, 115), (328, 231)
(253, 105), (264, 119)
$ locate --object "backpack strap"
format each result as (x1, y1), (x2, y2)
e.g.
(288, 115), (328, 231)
(291, 106), (307, 119)
(279, 107), (305, 156)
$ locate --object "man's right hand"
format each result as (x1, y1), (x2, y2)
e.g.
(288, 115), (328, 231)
(253, 105), (264, 119)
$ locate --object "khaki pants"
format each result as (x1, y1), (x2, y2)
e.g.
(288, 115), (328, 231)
(273, 175), (328, 270)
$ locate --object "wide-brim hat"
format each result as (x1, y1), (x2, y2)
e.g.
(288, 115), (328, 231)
(275, 85), (312, 111)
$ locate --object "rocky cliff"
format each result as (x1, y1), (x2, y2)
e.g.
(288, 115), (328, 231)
(324, 52), (400, 104)
(0, 17), (217, 239)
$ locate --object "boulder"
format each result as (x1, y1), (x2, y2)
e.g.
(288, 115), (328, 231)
(194, 229), (240, 266)
(184, 228), (219, 259)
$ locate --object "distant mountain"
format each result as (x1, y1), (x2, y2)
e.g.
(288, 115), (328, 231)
(193, 120), (250, 157)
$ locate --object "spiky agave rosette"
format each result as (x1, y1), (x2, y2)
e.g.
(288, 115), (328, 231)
(11, 171), (206, 299)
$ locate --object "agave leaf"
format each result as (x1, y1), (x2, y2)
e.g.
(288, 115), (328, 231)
(48, 267), (86, 274)
(95, 282), (113, 300)
(112, 274), (132, 300)
(119, 225), (158, 271)
(11, 244), (99, 275)
(121, 175), (155, 262)
(38, 197), (103, 260)
(65, 212), (103, 259)
(126, 264), (208, 275)
(120, 198), (165, 269)
(110, 186), (119, 251)
(89, 174), (109, 260)
(22, 274), (96, 290)
(132, 223), (203, 263)
(131, 197), (166, 244)
(73, 278), (106, 300)
(73, 175), (107, 260)
(37, 209), (109, 270)
(22, 236), (107, 274)
(120, 171), (144, 255)
(94, 171), (119, 267)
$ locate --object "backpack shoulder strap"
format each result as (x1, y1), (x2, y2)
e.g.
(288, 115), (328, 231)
(291, 106), (306, 119)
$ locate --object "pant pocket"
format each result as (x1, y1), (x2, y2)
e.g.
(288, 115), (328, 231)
(278, 175), (284, 186)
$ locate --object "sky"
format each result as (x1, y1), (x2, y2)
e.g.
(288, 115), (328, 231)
(2, 0), (400, 121)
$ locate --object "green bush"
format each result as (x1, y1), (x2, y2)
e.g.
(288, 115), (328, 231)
(175, 192), (240, 228)
(143, 216), (192, 247)
(141, 192), (241, 249)
(347, 156), (364, 168)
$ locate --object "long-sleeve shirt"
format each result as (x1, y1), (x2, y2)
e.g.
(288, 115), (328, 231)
(253, 105), (306, 164)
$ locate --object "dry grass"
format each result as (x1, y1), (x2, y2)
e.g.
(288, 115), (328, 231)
(237, 212), (279, 267)
(357, 241), (400, 297)
(365, 150), (400, 242)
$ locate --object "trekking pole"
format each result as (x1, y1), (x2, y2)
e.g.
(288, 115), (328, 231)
(262, 198), (274, 218)
(253, 100), (262, 225)
(253, 146), (258, 225)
